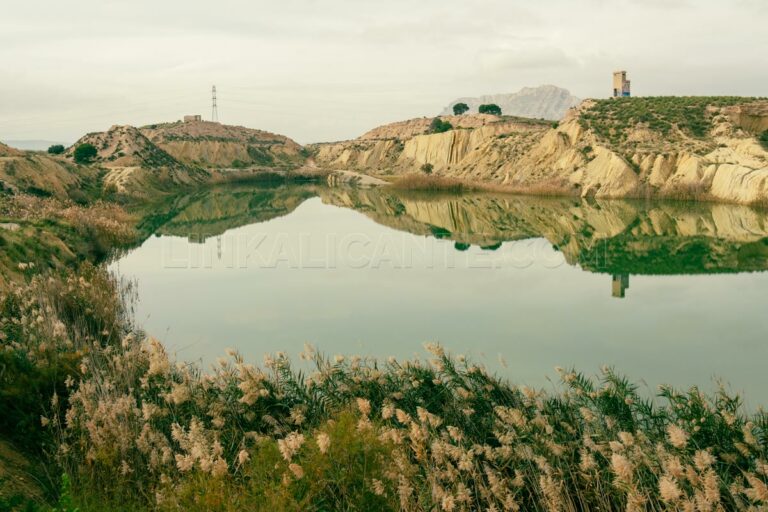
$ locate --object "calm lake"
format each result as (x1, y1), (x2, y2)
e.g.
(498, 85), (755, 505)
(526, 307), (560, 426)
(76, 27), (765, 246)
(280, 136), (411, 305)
(112, 184), (768, 402)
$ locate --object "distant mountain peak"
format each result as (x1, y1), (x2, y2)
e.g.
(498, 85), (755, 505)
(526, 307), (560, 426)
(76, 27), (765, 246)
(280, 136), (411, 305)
(441, 85), (580, 120)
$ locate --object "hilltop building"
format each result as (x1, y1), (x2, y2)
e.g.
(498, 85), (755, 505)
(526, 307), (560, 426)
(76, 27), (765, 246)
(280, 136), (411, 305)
(612, 71), (631, 98)
(183, 115), (202, 122)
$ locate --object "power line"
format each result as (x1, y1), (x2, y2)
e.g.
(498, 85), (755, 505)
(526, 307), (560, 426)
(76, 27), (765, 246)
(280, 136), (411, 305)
(211, 85), (218, 122)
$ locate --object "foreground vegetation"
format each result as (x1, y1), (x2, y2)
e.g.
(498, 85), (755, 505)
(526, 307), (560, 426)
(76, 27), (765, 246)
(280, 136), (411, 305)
(0, 263), (766, 511)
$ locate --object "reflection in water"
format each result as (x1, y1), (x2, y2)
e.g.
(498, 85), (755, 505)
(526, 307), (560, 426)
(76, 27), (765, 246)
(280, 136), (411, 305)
(314, 187), (768, 300)
(137, 184), (768, 279)
(612, 274), (630, 299)
(117, 184), (768, 401)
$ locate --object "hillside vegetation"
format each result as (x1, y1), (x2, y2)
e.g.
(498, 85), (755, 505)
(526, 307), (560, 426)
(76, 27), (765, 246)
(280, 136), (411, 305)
(579, 97), (766, 153)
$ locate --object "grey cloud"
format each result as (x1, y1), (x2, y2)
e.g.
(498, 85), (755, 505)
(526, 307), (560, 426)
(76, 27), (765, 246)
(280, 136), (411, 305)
(477, 46), (576, 72)
(1, 0), (766, 143)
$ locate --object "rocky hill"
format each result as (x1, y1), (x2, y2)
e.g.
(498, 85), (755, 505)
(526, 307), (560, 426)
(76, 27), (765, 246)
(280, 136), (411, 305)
(140, 120), (305, 170)
(312, 97), (768, 206)
(66, 125), (207, 198)
(67, 125), (184, 169)
(441, 85), (580, 120)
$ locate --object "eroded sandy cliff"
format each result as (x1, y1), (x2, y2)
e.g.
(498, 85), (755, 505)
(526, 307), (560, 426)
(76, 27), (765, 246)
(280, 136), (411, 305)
(313, 98), (768, 205)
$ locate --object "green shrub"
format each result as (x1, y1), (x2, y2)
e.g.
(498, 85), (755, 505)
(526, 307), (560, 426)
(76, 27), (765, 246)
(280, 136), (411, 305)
(47, 145), (65, 155)
(51, 475), (79, 512)
(72, 144), (97, 164)
(159, 411), (398, 511)
(428, 118), (453, 134)
(420, 163), (433, 175)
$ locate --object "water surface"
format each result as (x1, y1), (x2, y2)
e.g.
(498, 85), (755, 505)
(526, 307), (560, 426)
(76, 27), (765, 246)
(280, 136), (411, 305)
(113, 184), (768, 402)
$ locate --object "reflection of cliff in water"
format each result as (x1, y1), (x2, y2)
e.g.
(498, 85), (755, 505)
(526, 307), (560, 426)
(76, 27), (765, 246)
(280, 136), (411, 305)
(317, 187), (768, 277)
(134, 184), (316, 242)
(135, 184), (768, 282)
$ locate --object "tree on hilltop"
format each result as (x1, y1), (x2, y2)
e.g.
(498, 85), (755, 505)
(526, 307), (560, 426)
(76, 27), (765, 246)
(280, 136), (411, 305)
(452, 103), (470, 115)
(47, 144), (65, 155)
(479, 104), (502, 116)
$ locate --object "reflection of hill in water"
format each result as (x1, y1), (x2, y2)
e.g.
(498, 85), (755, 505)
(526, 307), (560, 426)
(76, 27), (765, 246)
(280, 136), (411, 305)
(317, 188), (768, 276)
(138, 184), (768, 277)
(135, 184), (316, 242)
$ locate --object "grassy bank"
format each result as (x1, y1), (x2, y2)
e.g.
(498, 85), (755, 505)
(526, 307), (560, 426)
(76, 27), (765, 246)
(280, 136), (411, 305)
(0, 192), (139, 508)
(391, 174), (483, 193)
(0, 195), (138, 288)
(390, 174), (580, 200)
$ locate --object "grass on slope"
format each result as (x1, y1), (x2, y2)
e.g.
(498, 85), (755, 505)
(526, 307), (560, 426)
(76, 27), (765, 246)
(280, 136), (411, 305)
(579, 96), (765, 150)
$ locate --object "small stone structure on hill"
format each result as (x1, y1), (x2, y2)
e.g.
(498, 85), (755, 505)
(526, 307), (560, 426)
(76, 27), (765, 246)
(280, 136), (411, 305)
(612, 71), (631, 98)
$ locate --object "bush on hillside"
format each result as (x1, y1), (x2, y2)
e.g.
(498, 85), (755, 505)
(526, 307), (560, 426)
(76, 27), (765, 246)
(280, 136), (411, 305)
(428, 118), (453, 134)
(420, 163), (433, 175)
(73, 144), (97, 164)
(759, 130), (768, 150)
(47, 145), (65, 155)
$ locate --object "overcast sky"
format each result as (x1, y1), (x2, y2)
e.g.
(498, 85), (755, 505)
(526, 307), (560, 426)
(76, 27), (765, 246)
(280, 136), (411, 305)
(1, 0), (766, 144)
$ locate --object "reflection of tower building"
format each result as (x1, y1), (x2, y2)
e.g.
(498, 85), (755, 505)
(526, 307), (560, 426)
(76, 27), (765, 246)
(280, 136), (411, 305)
(612, 71), (631, 97)
(611, 273), (630, 298)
